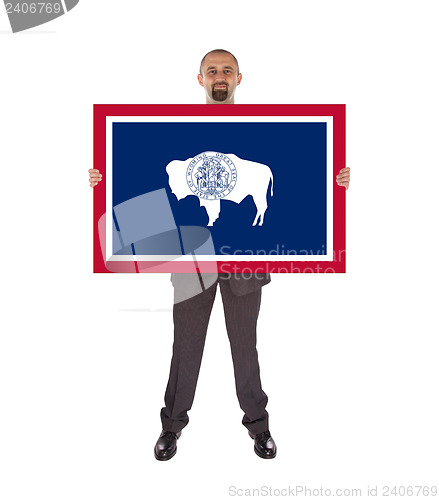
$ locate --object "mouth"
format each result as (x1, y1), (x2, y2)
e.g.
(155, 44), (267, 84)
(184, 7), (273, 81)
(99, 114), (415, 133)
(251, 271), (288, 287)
(214, 84), (227, 90)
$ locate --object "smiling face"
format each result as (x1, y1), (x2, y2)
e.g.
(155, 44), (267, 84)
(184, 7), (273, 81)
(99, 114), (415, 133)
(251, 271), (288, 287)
(197, 51), (242, 104)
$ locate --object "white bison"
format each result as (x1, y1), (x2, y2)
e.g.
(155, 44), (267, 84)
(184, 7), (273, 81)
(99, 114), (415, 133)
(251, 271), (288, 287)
(166, 151), (274, 226)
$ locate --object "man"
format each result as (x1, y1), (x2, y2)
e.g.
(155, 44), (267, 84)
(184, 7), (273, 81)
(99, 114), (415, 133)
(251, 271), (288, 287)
(89, 49), (351, 461)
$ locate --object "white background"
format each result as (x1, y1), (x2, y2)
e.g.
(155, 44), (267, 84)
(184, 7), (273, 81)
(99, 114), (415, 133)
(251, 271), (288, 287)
(1, 1), (438, 499)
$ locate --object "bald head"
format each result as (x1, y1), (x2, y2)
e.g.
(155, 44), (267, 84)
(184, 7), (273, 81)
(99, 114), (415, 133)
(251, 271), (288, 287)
(199, 49), (240, 77)
(197, 49), (242, 104)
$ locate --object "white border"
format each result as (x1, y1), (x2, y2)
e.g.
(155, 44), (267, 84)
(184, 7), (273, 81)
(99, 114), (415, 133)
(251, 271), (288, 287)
(105, 116), (333, 262)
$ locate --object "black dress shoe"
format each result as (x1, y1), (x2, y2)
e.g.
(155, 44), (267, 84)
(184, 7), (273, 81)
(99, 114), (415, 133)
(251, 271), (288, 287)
(154, 430), (182, 461)
(249, 430), (277, 459)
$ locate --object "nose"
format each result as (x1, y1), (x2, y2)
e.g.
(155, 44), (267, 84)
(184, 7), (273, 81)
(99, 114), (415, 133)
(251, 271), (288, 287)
(215, 73), (228, 82)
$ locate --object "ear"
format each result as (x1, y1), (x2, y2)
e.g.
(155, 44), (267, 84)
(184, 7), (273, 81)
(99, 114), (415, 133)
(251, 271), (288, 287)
(237, 73), (242, 86)
(197, 74), (204, 87)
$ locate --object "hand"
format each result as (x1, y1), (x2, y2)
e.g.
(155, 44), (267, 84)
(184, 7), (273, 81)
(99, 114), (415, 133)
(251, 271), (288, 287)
(336, 167), (350, 190)
(89, 169), (102, 188)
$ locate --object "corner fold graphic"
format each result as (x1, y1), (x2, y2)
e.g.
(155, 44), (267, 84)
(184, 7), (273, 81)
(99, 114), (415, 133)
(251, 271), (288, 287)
(4, 0), (80, 33)
(64, 0), (79, 11)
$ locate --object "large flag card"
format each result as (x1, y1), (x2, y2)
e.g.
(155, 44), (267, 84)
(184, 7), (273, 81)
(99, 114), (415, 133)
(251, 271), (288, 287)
(93, 104), (345, 273)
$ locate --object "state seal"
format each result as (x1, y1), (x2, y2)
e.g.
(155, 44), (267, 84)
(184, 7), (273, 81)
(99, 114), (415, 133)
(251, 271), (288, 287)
(186, 152), (237, 200)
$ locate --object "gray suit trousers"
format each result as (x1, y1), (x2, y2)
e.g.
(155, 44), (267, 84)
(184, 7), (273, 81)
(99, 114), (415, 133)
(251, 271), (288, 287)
(160, 273), (270, 435)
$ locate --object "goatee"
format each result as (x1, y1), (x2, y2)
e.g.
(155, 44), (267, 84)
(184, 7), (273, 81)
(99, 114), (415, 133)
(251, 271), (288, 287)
(212, 87), (228, 102)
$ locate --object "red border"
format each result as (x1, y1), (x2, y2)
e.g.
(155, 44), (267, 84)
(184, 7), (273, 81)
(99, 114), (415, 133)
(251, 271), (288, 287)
(93, 104), (345, 273)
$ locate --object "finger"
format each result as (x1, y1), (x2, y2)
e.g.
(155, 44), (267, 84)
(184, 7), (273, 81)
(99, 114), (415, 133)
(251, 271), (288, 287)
(339, 167), (350, 173)
(337, 181), (349, 189)
(90, 182), (98, 188)
(336, 173), (350, 181)
(89, 174), (102, 181)
(88, 169), (100, 173)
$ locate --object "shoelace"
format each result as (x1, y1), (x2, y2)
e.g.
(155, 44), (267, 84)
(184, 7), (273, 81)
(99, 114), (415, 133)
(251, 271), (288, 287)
(256, 431), (271, 441)
(162, 431), (178, 439)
